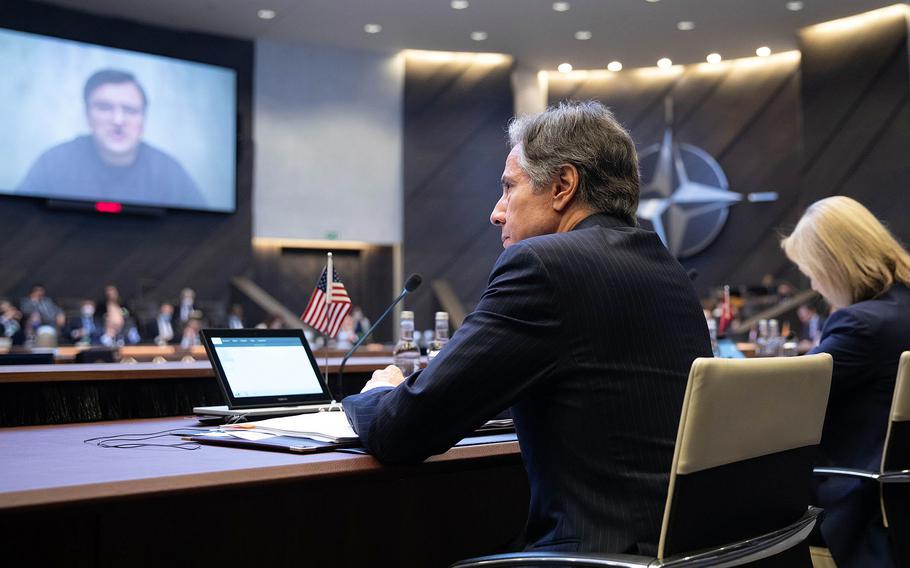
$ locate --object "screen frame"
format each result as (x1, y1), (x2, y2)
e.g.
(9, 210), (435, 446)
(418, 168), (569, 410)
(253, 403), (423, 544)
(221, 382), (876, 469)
(200, 328), (333, 409)
(0, 0), (250, 215)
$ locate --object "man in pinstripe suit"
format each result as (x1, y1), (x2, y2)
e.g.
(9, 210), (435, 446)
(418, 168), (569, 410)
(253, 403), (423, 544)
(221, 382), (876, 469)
(343, 101), (712, 555)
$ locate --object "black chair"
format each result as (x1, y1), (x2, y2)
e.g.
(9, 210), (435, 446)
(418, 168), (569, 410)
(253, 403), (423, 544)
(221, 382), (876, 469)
(452, 354), (834, 568)
(811, 351), (910, 568)
(0, 352), (55, 365)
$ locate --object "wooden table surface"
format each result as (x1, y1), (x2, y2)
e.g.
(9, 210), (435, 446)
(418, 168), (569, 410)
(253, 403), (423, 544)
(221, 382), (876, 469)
(0, 415), (521, 511)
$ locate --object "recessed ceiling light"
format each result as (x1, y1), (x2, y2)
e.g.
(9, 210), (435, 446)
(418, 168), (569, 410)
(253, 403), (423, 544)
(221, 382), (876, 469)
(470, 31), (488, 41)
(364, 23), (382, 34)
(575, 31), (592, 40)
(706, 53), (722, 64)
(646, 0), (661, 3)
(257, 9), (276, 20)
(451, 0), (469, 9)
(756, 46), (772, 57)
(785, 1), (804, 11)
(607, 61), (623, 72)
(676, 21), (695, 31)
(558, 62), (573, 73)
(552, 2), (571, 12)
(657, 58), (673, 69)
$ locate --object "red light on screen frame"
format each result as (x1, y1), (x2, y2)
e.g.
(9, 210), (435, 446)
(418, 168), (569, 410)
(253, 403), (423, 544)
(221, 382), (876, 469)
(95, 202), (122, 214)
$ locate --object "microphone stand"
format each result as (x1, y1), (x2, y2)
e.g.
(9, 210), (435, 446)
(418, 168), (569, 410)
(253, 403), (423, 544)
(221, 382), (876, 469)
(334, 287), (412, 400)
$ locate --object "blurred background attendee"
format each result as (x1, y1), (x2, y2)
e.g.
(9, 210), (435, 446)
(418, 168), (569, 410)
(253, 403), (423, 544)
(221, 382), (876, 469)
(20, 285), (65, 336)
(797, 302), (824, 351)
(0, 299), (25, 346)
(782, 195), (910, 568)
(177, 287), (196, 330)
(179, 310), (203, 349)
(334, 314), (357, 350)
(227, 304), (244, 329)
(351, 306), (371, 340)
(96, 284), (129, 334)
(255, 314), (285, 330)
(144, 302), (175, 345)
(66, 299), (99, 345)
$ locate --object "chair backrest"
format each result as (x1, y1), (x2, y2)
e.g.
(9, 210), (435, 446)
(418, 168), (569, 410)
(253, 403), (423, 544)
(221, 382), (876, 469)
(658, 354), (833, 562)
(881, 351), (910, 567)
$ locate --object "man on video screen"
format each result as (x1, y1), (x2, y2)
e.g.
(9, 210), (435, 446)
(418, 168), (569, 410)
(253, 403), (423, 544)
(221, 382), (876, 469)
(17, 69), (205, 208)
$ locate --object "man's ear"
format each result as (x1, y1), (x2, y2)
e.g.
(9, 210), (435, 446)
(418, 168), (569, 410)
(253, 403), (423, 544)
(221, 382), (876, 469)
(551, 164), (580, 212)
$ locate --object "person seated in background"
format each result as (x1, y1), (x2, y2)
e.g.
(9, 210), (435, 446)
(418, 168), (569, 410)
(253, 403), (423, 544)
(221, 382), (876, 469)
(179, 310), (204, 349)
(255, 314), (285, 330)
(177, 288), (197, 330)
(350, 306), (371, 340)
(227, 304), (244, 329)
(144, 302), (175, 345)
(796, 302), (824, 351)
(334, 315), (357, 350)
(19, 285), (65, 336)
(16, 69), (205, 208)
(96, 285), (140, 347)
(65, 299), (99, 345)
(781, 195), (910, 568)
(342, 101), (712, 556)
(0, 300), (26, 346)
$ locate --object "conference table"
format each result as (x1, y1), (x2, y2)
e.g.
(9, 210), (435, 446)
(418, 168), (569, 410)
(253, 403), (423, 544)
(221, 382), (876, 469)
(0, 416), (529, 567)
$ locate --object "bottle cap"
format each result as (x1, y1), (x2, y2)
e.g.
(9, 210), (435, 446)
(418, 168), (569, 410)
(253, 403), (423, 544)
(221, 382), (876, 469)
(401, 310), (414, 319)
(434, 312), (449, 320)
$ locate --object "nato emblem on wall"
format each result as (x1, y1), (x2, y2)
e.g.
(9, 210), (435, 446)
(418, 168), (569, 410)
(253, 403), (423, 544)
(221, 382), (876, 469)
(637, 128), (777, 259)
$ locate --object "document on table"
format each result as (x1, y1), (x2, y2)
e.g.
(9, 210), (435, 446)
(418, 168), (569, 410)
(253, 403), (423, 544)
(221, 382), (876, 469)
(223, 411), (358, 443)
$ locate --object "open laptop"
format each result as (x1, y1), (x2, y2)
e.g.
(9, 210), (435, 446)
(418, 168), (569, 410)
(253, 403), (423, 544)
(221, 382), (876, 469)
(194, 328), (337, 421)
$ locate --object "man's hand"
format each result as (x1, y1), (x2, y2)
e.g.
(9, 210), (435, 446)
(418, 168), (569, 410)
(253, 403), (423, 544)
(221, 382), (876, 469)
(361, 365), (406, 392)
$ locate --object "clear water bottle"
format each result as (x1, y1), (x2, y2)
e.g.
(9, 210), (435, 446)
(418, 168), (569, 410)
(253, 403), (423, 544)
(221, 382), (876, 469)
(756, 319), (769, 356)
(768, 319), (782, 357)
(427, 312), (449, 362)
(706, 316), (720, 358)
(393, 310), (421, 376)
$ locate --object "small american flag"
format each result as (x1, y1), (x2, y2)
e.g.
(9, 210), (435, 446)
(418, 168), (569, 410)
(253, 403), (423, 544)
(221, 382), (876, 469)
(300, 267), (352, 338)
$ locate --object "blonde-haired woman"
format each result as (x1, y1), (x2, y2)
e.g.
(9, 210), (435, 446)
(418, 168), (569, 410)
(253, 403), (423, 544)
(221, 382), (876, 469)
(782, 195), (910, 568)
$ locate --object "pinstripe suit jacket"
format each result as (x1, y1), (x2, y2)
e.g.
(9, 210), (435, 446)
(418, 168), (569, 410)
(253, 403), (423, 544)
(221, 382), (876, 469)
(343, 213), (712, 555)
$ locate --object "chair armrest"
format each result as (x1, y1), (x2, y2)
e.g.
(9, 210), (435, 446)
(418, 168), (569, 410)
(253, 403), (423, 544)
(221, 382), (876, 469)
(449, 551), (654, 568)
(813, 467), (880, 480)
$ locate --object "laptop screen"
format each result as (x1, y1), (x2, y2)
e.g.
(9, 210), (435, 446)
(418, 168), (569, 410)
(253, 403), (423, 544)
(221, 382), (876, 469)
(201, 329), (333, 408)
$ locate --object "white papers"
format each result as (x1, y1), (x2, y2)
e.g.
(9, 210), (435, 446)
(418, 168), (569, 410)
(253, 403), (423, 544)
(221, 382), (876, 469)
(224, 411), (358, 443)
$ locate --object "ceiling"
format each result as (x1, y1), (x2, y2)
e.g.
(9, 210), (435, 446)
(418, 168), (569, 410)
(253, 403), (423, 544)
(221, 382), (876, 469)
(38, 0), (901, 70)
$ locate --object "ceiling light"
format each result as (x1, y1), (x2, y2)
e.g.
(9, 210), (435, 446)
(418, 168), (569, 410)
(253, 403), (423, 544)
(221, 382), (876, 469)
(756, 46), (772, 57)
(451, 0), (469, 9)
(552, 2), (571, 12)
(470, 31), (488, 41)
(646, 0), (661, 3)
(364, 23), (382, 34)
(257, 9), (276, 20)
(657, 58), (672, 69)
(558, 62), (573, 73)
(607, 61), (623, 72)
(676, 21), (695, 31)
(785, 1), (804, 11)
(575, 31), (592, 40)
(706, 53), (722, 64)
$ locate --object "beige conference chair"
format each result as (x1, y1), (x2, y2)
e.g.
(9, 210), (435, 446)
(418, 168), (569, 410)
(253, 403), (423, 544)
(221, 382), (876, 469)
(812, 351), (910, 568)
(451, 354), (833, 568)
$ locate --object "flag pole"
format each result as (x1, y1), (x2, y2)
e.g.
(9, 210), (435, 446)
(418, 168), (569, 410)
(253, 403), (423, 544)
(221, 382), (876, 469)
(324, 252), (333, 397)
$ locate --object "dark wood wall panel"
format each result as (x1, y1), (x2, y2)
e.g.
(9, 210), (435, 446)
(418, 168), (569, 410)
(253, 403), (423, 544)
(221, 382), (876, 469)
(403, 58), (514, 330)
(798, 9), (910, 248)
(0, 1), (254, 319)
(548, 56), (802, 295)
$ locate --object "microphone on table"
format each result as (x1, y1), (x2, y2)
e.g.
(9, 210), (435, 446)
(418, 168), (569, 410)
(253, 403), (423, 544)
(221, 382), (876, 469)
(332, 273), (423, 400)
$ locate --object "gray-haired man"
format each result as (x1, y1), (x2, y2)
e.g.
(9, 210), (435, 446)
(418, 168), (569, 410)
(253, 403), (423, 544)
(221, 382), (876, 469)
(344, 101), (712, 556)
